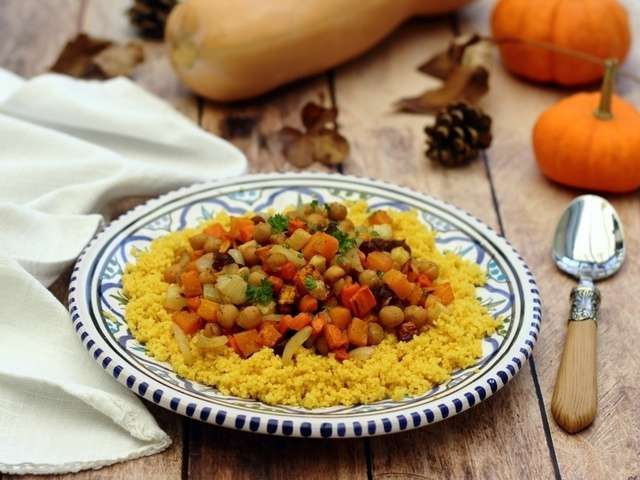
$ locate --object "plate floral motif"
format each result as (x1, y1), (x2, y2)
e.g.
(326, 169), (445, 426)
(69, 174), (541, 437)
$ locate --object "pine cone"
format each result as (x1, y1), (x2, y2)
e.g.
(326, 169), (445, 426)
(425, 102), (492, 167)
(127, 0), (177, 40)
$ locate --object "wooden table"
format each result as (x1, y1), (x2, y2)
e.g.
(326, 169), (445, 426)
(2, 1), (639, 479)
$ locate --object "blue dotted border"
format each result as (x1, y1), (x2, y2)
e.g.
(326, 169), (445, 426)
(67, 172), (542, 438)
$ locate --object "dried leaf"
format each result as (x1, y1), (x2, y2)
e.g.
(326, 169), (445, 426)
(51, 33), (112, 78)
(50, 33), (144, 79)
(301, 102), (337, 133)
(395, 65), (489, 113)
(418, 33), (482, 79)
(93, 43), (144, 78)
(310, 129), (350, 166)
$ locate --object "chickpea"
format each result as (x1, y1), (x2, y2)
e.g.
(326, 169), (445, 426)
(237, 267), (250, 280)
(253, 222), (272, 244)
(217, 304), (239, 329)
(315, 336), (330, 355)
(309, 255), (327, 273)
(333, 278), (347, 296)
(338, 219), (355, 232)
(203, 323), (222, 337)
(367, 322), (385, 345)
(379, 305), (405, 328)
(324, 265), (346, 283)
(404, 305), (428, 328)
(425, 295), (445, 324)
(199, 270), (217, 284)
(265, 252), (288, 270)
(189, 233), (208, 250)
(390, 246), (411, 268)
(248, 270), (267, 286)
(203, 236), (221, 253)
(328, 202), (347, 221)
(237, 306), (262, 330)
(309, 281), (328, 300)
(270, 233), (287, 245)
(416, 259), (439, 280)
(307, 212), (328, 230)
(358, 269), (381, 288)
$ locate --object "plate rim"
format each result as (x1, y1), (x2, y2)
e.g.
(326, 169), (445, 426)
(68, 172), (542, 438)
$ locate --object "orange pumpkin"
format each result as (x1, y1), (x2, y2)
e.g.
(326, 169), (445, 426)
(533, 60), (640, 193)
(491, 0), (631, 85)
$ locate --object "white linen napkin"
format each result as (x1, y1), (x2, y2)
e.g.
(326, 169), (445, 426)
(0, 69), (246, 475)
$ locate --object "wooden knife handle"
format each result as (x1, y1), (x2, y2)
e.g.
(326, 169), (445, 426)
(552, 285), (599, 434)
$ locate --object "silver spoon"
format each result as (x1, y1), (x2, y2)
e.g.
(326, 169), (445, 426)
(551, 194), (624, 433)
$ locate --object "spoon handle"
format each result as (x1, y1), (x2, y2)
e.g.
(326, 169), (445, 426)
(552, 284), (600, 434)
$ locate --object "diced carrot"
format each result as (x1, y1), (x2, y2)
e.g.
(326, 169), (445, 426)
(333, 348), (350, 362)
(204, 223), (228, 239)
(227, 335), (241, 355)
(365, 251), (393, 272)
(190, 249), (204, 260)
(180, 270), (202, 297)
(311, 314), (327, 335)
(280, 262), (297, 282)
(302, 232), (339, 260)
(278, 315), (293, 334)
(349, 285), (377, 317)
(329, 306), (352, 329)
(268, 275), (283, 293)
(347, 318), (369, 347)
(324, 324), (348, 350)
(299, 294), (319, 313)
(368, 211), (392, 225)
(233, 329), (262, 358)
(406, 269), (418, 282)
(186, 296), (201, 312)
(433, 282), (454, 305)
(288, 312), (312, 330)
(196, 299), (219, 322)
(288, 218), (306, 235)
(407, 285), (424, 306)
(229, 218), (255, 243)
(417, 274), (433, 287)
(172, 311), (202, 335)
(340, 282), (360, 308)
(184, 261), (198, 273)
(383, 269), (414, 300)
(258, 323), (282, 348)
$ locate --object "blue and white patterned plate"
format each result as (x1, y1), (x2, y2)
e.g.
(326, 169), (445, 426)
(69, 173), (541, 438)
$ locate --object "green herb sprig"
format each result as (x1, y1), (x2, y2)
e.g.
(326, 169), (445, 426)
(246, 279), (274, 305)
(268, 214), (289, 234)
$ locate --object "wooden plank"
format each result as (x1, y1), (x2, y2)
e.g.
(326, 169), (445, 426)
(199, 76), (336, 173)
(333, 16), (556, 479)
(0, 0), (81, 76)
(82, 0), (198, 121)
(460, 0), (640, 478)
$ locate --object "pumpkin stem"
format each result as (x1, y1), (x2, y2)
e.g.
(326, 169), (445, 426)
(593, 59), (619, 121)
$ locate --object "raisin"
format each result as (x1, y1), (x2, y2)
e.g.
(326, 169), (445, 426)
(212, 252), (234, 269)
(359, 239), (411, 255)
(397, 321), (418, 341)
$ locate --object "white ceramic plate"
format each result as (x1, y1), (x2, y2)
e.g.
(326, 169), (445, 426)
(69, 173), (541, 438)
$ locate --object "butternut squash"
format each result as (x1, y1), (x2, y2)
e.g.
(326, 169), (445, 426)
(166, 0), (475, 101)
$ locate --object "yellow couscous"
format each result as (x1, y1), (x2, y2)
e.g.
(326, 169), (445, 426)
(123, 201), (498, 408)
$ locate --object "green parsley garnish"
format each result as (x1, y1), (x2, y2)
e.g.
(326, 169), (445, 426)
(268, 214), (289, 234)
(304, 276), (317, 291)
(330, 228), (357, 255)
(309, 199), (319, 209)
(246, 279), (274, 305)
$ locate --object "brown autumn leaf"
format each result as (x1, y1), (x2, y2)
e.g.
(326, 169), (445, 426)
(301, 102), (337, 133)
(396, 33), (490, 113)
(50, 33), (144, 79)
(417, 33), (482, 80)
(278, 102), (350, 168)
(395, 65), (489, 113)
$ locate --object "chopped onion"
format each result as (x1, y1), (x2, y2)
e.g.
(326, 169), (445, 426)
(271, 245), (306, 268)
(194, 334), (228, 352)
(164, 284), (186, 311)
(216, 274), (247, 304)
(282, 326), (312, 366)
(172, 323), (194, 365)
(202, 283), (222, 302)
(349, 346), (375, 361)
(228, 249), (245, 265)
(195, 253), (214, 272)
(372, 224), (393, 240)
